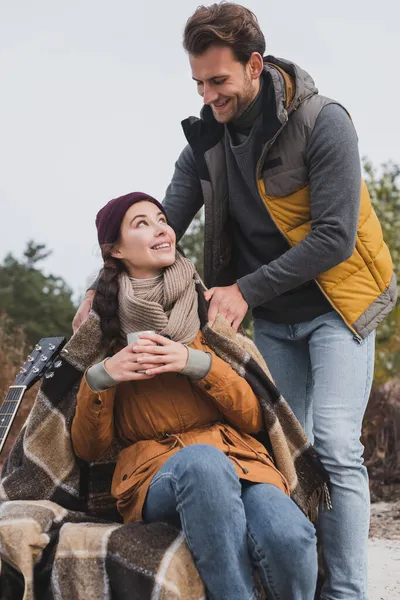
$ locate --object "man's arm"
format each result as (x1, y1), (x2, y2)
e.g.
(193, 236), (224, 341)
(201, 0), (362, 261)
(237, 103), (361, 308)
(72, 289), (96, 332)
(87, 276), (99, 292)
(162, 144), (204, 241)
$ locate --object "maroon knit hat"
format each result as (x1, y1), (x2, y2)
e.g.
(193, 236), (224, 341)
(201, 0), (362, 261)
(95, 192), (167, 246)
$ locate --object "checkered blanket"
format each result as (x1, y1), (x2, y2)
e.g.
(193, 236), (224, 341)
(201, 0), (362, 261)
(0, 499), (208, 600)
(0, 289), (328, 599)
(0, 311), (213, 600)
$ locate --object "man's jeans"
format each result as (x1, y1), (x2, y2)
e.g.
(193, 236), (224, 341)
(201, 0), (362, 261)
(254, 311), (375, 600)
(143, 444), (317, 600)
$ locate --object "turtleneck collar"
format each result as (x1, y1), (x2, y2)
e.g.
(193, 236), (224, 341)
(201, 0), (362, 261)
(230, 77), (264, 135)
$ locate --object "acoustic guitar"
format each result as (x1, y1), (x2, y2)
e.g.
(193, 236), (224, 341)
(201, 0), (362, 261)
(0, 337), (65, 454)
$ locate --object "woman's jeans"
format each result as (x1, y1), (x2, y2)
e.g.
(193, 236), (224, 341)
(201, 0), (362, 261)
(254, 311), (375, 600)
(143, 444), (317, 600)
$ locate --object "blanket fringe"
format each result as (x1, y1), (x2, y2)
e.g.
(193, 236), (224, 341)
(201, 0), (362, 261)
(323, 483), (333, 511)
(307, 482), (333, 523)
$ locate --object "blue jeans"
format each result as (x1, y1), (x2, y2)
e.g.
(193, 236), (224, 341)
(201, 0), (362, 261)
(254, 311), (375, 600)
(143, 444), (317, 600)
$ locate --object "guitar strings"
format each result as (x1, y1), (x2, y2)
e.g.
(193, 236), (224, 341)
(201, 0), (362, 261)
(1, 340), (62, 443)
(0, 387), (24, 433)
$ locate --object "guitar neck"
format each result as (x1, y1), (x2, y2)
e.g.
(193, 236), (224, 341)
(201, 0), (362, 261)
(0, 386), (26, 453)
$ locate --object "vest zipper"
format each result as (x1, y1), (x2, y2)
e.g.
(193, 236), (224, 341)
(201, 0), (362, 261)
(254, 115), (363, 343)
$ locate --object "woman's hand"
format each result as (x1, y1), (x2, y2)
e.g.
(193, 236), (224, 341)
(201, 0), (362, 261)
(131, 333), (189, 376)
(104, 342), (158, 382)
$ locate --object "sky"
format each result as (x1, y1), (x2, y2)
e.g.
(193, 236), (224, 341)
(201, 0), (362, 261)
(1, 0), (399, 300)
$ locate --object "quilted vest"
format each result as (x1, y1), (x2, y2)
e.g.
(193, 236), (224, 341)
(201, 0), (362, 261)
(182, 57), (397, 339)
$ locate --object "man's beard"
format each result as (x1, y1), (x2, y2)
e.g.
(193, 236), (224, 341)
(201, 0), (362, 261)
(212, 74), (256, 123)
(232, 74), (256, 121)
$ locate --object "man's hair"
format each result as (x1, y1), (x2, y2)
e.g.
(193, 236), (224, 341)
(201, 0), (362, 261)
(183, 2), (265, 64)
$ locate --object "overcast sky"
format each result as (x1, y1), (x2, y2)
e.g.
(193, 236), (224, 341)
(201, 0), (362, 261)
(1, 0), (399, 300)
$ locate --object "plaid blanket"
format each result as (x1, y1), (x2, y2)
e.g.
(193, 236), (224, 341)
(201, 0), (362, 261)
(0, 285), (328, 599)
(0, 499), (208, 600)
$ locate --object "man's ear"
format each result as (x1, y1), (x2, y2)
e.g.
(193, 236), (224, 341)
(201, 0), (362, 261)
(248, 52), (264, 80)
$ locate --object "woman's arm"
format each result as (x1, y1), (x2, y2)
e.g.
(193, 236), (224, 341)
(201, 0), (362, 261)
(71, 374), (116, 462)
(194, 347), (263, 434)
(130, 332), (263, 434)
(72, 343), (156, 462)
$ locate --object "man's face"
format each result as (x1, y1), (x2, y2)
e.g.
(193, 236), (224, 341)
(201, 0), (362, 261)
(189, 45), (261, 123)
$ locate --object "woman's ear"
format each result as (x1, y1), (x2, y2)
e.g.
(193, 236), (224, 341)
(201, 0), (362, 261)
(110, 246), (122, 259)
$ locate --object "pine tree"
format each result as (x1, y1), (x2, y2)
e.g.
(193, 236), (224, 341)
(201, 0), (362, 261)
(0, 241), (76, 348)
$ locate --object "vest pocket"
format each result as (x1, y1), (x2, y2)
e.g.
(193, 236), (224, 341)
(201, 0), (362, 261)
(262, 164), (308, 198)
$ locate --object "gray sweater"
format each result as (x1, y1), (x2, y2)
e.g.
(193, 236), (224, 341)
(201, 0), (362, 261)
(163, 98), (361, 323)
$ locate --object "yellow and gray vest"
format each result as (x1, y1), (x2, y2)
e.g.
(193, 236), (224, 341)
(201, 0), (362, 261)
(182, 57), (397, 339)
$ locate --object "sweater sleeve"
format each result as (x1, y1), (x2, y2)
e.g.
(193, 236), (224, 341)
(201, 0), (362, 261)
(237, 103), (362, 308)
(193, 346), (263, 434)
(86, 359), (118, 392)
(181, 348), (212, 379)
(87, 275), (100, 292)
(71, 374), (117, 462)
(162, 144), (204, 242)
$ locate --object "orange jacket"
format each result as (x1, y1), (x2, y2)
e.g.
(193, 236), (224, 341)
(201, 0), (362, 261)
(71, 331), (289, 523)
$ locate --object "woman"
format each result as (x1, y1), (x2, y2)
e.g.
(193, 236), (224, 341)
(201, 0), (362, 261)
(71, 192), (318, 600)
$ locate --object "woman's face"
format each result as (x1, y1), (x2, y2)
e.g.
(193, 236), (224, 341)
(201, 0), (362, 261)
(111, 201), (176, 278)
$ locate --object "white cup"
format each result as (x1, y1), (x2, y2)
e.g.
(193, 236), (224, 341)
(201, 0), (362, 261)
(127, 330), (156, 345)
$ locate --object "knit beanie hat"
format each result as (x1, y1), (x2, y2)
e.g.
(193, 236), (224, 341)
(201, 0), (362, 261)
(96, 192), (167, 246)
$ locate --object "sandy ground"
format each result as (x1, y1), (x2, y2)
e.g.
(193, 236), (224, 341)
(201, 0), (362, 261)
(369, 539), (400, 599)
(368, 501), (400, 599)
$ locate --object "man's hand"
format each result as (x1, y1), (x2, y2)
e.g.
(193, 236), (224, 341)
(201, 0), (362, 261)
(72, 289), (95, 333)
(204, 284), (248, 332)
(131, 333), (189, 376)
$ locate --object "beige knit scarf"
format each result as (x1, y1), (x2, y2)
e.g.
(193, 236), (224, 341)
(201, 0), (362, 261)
(117, 253), (200, 345)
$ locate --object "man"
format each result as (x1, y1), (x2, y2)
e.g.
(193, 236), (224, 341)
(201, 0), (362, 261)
(74, 3), (397, 598)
